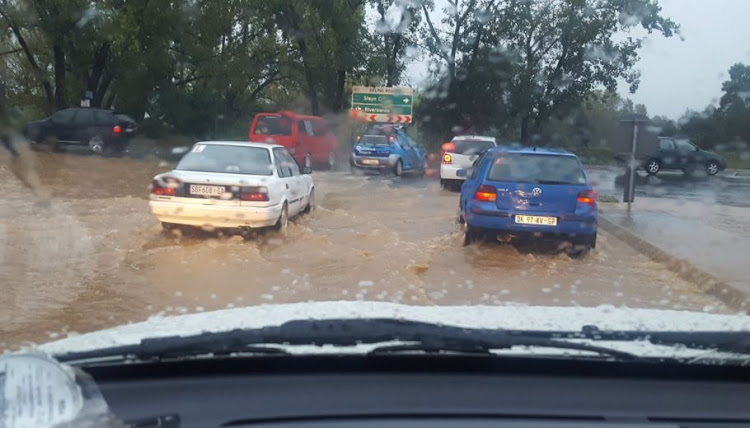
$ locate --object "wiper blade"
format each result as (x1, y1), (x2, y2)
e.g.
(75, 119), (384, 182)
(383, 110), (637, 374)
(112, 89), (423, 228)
(575, 325), (750, 354)
(56, 341), (289, 363)
(533, 179), (573, 184)
(54, 319), (750, 364)
(368, 336), (636, 360)
(56, 319), (640, 363)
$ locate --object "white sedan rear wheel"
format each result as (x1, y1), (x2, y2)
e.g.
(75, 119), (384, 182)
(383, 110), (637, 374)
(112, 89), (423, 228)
(273, 203), (289, 233)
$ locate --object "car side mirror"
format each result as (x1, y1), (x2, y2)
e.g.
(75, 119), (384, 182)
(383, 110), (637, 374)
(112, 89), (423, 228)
(456, 169), (467, 178)
(301, 166), (313, 174)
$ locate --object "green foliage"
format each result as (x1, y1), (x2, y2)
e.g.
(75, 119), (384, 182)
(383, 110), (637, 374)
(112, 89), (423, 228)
(679, 63), (750, 151)
(2, 0), (677, 146)
(415, 0), (676, 145)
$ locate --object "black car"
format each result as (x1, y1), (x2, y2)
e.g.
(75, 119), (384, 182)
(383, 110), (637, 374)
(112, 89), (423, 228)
(24, 108), (137, 154)
(643, 137), (727, 176)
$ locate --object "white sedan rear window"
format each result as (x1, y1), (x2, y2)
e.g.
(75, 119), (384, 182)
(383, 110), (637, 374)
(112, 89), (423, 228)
(177, 145), (273, 175)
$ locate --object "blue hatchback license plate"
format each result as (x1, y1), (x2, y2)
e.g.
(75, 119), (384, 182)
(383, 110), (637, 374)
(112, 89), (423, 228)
(515, 215), (557, 226)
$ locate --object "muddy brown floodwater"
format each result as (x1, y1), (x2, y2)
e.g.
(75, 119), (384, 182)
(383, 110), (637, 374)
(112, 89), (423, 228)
(0, 145), (733, 350)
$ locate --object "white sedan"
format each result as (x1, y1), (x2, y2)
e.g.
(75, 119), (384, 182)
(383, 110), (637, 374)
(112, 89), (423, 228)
(149, 141), (314, 232)
(440, 135), (497, 189)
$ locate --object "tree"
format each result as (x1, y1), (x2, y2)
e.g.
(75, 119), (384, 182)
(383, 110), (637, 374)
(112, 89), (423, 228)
(679, 63), (750, 148)
(501, 0), (677, 143)
(370, 0), (421, 87)
(416, 0), (676, 145)
(650, 115), (677, 136)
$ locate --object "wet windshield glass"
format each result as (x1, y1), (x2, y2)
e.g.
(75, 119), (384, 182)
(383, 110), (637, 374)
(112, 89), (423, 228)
(176, 145), (272, 175)
(253, 116), (292, 136)
(451, 140), (496, 155)
(0, 0), (749, 367)
(359, 135), (389, 145)
(487, 154), (587, 184)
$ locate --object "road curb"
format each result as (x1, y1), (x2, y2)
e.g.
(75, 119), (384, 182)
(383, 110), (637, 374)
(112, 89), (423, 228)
(599, 214), (750, 311)
(718, 174), (750, 184)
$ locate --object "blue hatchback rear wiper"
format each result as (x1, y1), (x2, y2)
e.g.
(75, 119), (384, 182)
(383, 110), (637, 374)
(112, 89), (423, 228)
(53, 319), (750, 364)
(533, 179), (575, 185)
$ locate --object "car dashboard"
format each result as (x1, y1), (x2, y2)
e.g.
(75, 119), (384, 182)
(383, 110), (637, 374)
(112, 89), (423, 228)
(77, 354), (750, 428)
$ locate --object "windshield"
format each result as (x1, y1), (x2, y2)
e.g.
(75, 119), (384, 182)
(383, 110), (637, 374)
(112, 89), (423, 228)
(487, 154), (587, 184)
(176, 145), (273, 175)
(253, 116), (292, 136)
(1, 0), (750, 371)
(451, 140), (496, 155)
(358, 135), (390, 145)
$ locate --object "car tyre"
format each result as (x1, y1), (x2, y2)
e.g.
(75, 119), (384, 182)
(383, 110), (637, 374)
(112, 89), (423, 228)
(462, 218), (478, 246)
(88, 135), (105, 154)
(705, 160), (720, 176)
(273, 202), (289, 233)
(302, 188), (315, 214)
(566, 233), (596, 258)
(394, 159), (403, 177)
(566, 248), (590, 259)
(645, 159), (661, 175)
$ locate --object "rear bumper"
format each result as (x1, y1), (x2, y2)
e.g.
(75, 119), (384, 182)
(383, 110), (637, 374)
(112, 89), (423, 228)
(465, 203), (597, 241)
(351, 154), (397, 169)
(149, 199), (282, 228)
(440, 164), (467, 180)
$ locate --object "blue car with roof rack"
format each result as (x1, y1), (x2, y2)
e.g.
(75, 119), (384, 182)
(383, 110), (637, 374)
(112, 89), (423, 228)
(458, 147), (597, 256)
(350, 124), (426, 177)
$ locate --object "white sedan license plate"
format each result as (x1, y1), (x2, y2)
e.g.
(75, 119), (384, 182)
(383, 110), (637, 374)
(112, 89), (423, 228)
(190, 184), (226, 196)
(515, 215), (558, 226)
(362, 158), (379, 165)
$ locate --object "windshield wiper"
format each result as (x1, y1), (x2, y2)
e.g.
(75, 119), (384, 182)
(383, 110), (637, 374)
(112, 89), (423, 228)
(53, 319), (750, 364)
(533, 179), (576, 185)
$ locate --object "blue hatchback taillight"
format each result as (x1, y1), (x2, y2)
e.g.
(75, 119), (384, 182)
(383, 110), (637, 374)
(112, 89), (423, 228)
(577, 190), (597, 206)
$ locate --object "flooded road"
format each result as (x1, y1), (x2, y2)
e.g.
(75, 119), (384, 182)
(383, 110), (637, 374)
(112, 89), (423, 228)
(0, 147), (735, 349)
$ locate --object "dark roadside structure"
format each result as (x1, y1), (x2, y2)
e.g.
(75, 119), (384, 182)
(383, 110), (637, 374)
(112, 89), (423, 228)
(0, 81), (18, 156)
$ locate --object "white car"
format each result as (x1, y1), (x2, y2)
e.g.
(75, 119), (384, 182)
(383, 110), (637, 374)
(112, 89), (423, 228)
(149, 141), (314, 232)
(440, 135), (497, 189)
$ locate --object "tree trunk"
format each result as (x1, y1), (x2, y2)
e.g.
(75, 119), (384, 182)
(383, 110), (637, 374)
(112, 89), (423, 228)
(1, 14), (54, 112)
(334, 69), (346, 112)
(93, 70), (113, 108)
(88, 42), (111, 107)
(103, 92), (116, 110)
(297, 37), (319, 115)
(53, 40), (66, 110)
(520, 116), (530, 145)
(385, 33), (403, 87)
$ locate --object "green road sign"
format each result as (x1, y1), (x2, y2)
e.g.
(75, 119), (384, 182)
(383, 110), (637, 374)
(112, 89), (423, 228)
(351, 93), (413, 106)
(351, 86), (414, 119)
(353, 105), (412, 115)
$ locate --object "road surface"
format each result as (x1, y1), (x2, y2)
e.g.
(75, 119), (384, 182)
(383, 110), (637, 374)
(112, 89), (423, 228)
(0, 148), (739, 349)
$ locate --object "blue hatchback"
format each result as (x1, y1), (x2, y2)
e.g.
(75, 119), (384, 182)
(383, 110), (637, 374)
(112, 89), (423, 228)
(458, 147), (597, 255)
(350, 125), (426, 177)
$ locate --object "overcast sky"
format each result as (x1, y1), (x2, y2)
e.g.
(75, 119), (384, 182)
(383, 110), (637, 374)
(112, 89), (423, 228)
(405, 0), (750, 120)
(621, 0), (750, 119)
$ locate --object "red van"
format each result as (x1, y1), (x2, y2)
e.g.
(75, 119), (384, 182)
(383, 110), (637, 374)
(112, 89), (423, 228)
(249, 111), (339, 169)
